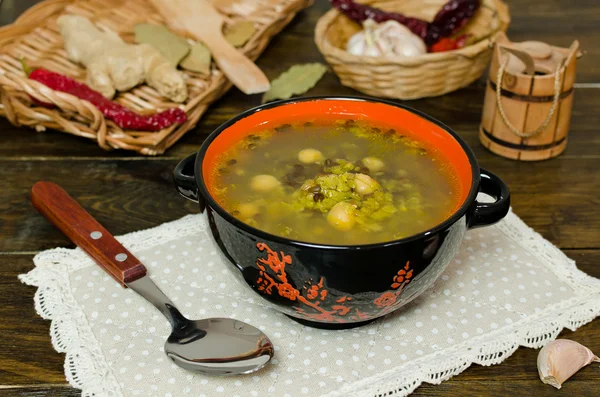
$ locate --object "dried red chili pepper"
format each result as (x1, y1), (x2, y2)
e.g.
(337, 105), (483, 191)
(26, 68), (187, 131)
(429, 34), (470, 53)
(429, 0), (480, 43)
(330, 0), (480, 48)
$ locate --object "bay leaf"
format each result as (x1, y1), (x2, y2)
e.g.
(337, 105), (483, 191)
(262, 63), (328, 103)
(180, 42), (212, 75)
(134, 23), (190, 66)
(224, 21), (256, 48)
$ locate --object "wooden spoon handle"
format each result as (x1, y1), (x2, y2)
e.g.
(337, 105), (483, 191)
(202, 34), (270, 95)
(30, 182), (146, 287)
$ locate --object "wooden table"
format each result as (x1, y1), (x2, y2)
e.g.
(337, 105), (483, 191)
(1, 1), (598, 396)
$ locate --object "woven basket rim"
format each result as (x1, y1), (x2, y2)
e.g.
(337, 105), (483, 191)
(314, 0), (511, 66)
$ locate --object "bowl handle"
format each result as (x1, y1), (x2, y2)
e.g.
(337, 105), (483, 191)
(173, 153), (205, 211)
(468, 168), (510, 229)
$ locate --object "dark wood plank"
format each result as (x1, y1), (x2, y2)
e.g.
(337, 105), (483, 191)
(0, 0), (41, 26)
(0, 156), (598, 252)
(0, 159), (199, 252)
(0, 256), (67, 385)
(1, 250), (598, 391)
(567, 250), (600, 278)
(0, 388), (78, 397)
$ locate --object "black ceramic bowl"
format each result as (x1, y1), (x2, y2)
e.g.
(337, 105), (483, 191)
(173, 97), (510, 329)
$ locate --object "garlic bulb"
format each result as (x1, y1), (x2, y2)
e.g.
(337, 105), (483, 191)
(537, 339), (599, 389)
(346, 20), (427, 58)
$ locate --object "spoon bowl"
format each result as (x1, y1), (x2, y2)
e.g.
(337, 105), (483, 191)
(165, 318), (273, 375)
(31, 181), (274, 375)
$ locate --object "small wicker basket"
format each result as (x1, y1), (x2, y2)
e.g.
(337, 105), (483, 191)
(315, 0), (510, 100)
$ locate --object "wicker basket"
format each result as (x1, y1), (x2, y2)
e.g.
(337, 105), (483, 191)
(315, 0), (510, 100)
(0, 0), (313, 155)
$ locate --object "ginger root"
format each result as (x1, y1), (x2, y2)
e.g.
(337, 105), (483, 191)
(57, 15), (187, 102)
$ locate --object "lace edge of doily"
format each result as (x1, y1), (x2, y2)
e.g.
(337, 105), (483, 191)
(19, 263), (124, 397)
(18, 213), (205, 397)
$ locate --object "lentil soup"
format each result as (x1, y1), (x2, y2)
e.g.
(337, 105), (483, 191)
(209, 120), (462, 245)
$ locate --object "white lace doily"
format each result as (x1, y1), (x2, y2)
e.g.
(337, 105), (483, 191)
(19, 210), (600, 397)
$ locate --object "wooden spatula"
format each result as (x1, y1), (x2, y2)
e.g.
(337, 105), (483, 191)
(148, 0), (270, 95)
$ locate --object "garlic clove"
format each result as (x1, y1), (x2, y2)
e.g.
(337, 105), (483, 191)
(346, 32), (366, 56)
(537, 339), (600, 389)
(363, 20), (382, 57)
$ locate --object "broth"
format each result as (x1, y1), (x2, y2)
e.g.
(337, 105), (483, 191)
(210, 120), (462, 245)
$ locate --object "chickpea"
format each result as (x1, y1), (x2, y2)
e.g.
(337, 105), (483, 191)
(298, 148), (324, 164)
(354, 173), (379, 195)
(250, 174), (280, 192)
(362, 156), (385, 172)
(327, 202), (356, 231)
(238, 202), (260, 219)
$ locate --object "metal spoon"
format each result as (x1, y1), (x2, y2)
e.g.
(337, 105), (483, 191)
(31, 181), (274, 376)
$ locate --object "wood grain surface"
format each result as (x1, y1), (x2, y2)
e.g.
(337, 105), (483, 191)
(0, 0), (598, 396)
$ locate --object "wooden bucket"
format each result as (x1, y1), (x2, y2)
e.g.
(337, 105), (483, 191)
(479, 33), (579, 161)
